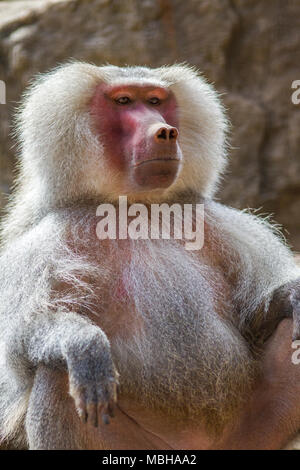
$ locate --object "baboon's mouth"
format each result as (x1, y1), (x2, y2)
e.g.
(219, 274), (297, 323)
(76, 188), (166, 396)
(132, 159), (181, 190)
(132, 157), (180, 168)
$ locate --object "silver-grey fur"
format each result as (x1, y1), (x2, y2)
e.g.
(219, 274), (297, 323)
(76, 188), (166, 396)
(0, 63), (299, 449)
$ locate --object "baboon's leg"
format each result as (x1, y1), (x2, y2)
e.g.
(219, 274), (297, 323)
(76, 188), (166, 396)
(25, 366), (88, 449)
(25, 365), (162, 450)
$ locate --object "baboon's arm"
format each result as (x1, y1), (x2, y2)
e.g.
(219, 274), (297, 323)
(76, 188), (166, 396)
(6, 311), (118, 427)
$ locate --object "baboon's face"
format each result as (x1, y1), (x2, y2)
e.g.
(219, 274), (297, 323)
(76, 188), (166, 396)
(90, 83), (182, 192)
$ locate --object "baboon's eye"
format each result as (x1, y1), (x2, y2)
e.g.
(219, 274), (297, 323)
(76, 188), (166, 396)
(148, 97), (161, 106)
(115, 96), (132, 105)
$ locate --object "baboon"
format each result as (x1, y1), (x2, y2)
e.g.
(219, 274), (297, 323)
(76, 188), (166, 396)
(0, 62), (299, 449)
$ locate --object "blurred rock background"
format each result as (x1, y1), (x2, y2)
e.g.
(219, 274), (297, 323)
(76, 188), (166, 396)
(0, 0), (299, 249)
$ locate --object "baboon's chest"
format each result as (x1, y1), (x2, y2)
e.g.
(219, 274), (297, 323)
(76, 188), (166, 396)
(82, 236), (236, 340)
(65, 213), (237, 340)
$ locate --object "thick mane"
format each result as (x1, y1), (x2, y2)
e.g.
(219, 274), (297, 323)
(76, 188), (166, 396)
(0, 62), (228, 246)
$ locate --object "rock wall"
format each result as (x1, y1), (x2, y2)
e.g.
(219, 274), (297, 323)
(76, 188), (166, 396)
(0, 0), (299, 248)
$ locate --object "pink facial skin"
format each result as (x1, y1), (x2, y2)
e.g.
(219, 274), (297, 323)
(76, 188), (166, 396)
(90, 83), (182, 191)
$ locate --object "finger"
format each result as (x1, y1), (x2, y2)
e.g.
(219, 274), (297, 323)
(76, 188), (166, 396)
(292, 327), (300, 341)
(97, 402), (105, 424)
(77, 406), (88, 423)
(107, 403), (115, 418)
(112, 382), (118, 402)
(98, 402), (112, 425)
(102, 413), (110, 425)
(87, 401), (98, 427)
(292, 314), (300, 341)
(106, 380), (118, 403)
(70, 386), (87, 423)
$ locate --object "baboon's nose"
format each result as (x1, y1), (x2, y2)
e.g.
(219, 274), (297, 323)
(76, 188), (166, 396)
(154, 126), (178, 143)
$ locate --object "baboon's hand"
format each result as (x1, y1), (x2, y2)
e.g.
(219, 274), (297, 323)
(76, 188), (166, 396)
(290, 279), (300, 341)
(66, 333), (119, 427)
(271, 277), (300, 341)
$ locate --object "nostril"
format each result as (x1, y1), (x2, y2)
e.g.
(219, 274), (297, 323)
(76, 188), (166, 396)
(156, 128), (168, 140)
(169, 128), (178, 140)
